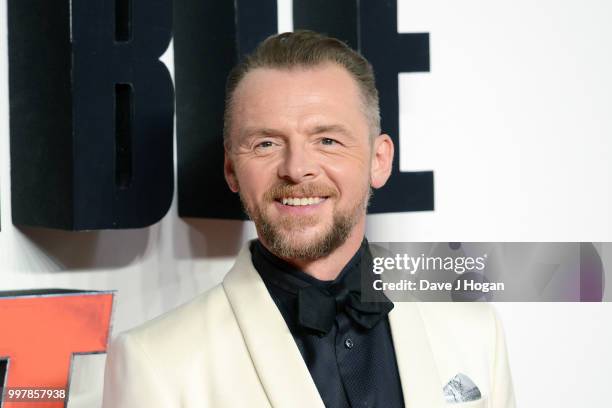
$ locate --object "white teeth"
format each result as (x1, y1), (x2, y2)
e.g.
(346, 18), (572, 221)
(280, 197), (324, 206)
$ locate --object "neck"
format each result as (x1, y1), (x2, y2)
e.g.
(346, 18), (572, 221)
(261, 218), (366, 281)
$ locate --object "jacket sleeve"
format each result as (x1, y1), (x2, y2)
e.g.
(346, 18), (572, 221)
(489, 307), (517, 408)
(102, 333), (174, 408)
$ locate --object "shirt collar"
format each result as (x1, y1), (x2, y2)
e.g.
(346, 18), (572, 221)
(251, 238), (368, 295)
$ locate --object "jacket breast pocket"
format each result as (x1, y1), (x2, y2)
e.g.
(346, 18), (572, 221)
(447, 397), (487, 408)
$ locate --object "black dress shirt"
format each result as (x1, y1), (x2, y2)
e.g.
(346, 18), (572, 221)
(250, 239), (405, 408)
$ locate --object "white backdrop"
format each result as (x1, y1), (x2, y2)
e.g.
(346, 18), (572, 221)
(1, 0), (611, 406)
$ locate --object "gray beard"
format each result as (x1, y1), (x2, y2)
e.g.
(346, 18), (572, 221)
(241, 190), (370, 261)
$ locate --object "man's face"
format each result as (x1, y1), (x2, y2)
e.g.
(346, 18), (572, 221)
(225, 63), (386, 261)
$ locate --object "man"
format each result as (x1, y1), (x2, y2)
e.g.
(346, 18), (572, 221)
(102, 31), (515, 407)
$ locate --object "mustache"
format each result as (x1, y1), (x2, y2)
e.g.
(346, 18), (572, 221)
(263, 182), (338, 201)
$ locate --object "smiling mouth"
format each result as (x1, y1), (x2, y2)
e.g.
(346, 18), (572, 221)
(276, 196), (328, 206)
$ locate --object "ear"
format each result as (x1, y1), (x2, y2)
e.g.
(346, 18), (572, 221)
(370, 134), (394, 189)
(224, 150), (239, 193)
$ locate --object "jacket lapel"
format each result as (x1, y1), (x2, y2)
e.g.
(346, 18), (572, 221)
(222, 244), (325, 408)
(389, 302), (446, 408)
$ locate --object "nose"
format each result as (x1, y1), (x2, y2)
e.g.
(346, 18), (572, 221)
(277, 142), (320, 183)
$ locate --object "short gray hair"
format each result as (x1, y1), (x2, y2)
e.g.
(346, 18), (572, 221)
(223, 30), (381, 148)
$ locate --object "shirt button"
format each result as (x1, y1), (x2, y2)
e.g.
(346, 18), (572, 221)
(344, 338), (354, 349)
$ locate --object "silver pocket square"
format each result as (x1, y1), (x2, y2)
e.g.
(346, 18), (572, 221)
(443, 373), (482, 403)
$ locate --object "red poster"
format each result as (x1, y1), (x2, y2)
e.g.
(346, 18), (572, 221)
(0, 291), (114, 408)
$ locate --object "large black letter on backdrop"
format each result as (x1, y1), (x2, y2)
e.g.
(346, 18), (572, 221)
(294, 0), (433, 213)
(175, 0), (277, 219)
(8, 0), (174, 229)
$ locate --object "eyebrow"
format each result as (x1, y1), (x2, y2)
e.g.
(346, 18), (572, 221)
(309, 124), (352, 138)
(239, 123), (353, 141)
(239, 127), (284, 141)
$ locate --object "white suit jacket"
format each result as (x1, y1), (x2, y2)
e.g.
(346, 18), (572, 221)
(102, 243), (515, 408)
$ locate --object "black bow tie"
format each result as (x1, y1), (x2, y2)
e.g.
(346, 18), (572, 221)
(252, 239), (394, 336)
(296, 248), (393, 336)
(297, 283), (393, 336)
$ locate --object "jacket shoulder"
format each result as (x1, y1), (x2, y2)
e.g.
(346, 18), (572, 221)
(117, 284), (239, 369)
(103, 283), (266, 407)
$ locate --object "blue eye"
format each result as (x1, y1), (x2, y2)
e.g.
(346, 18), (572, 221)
(256, 141), (274, 148)
(321, 138), (337, 145)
